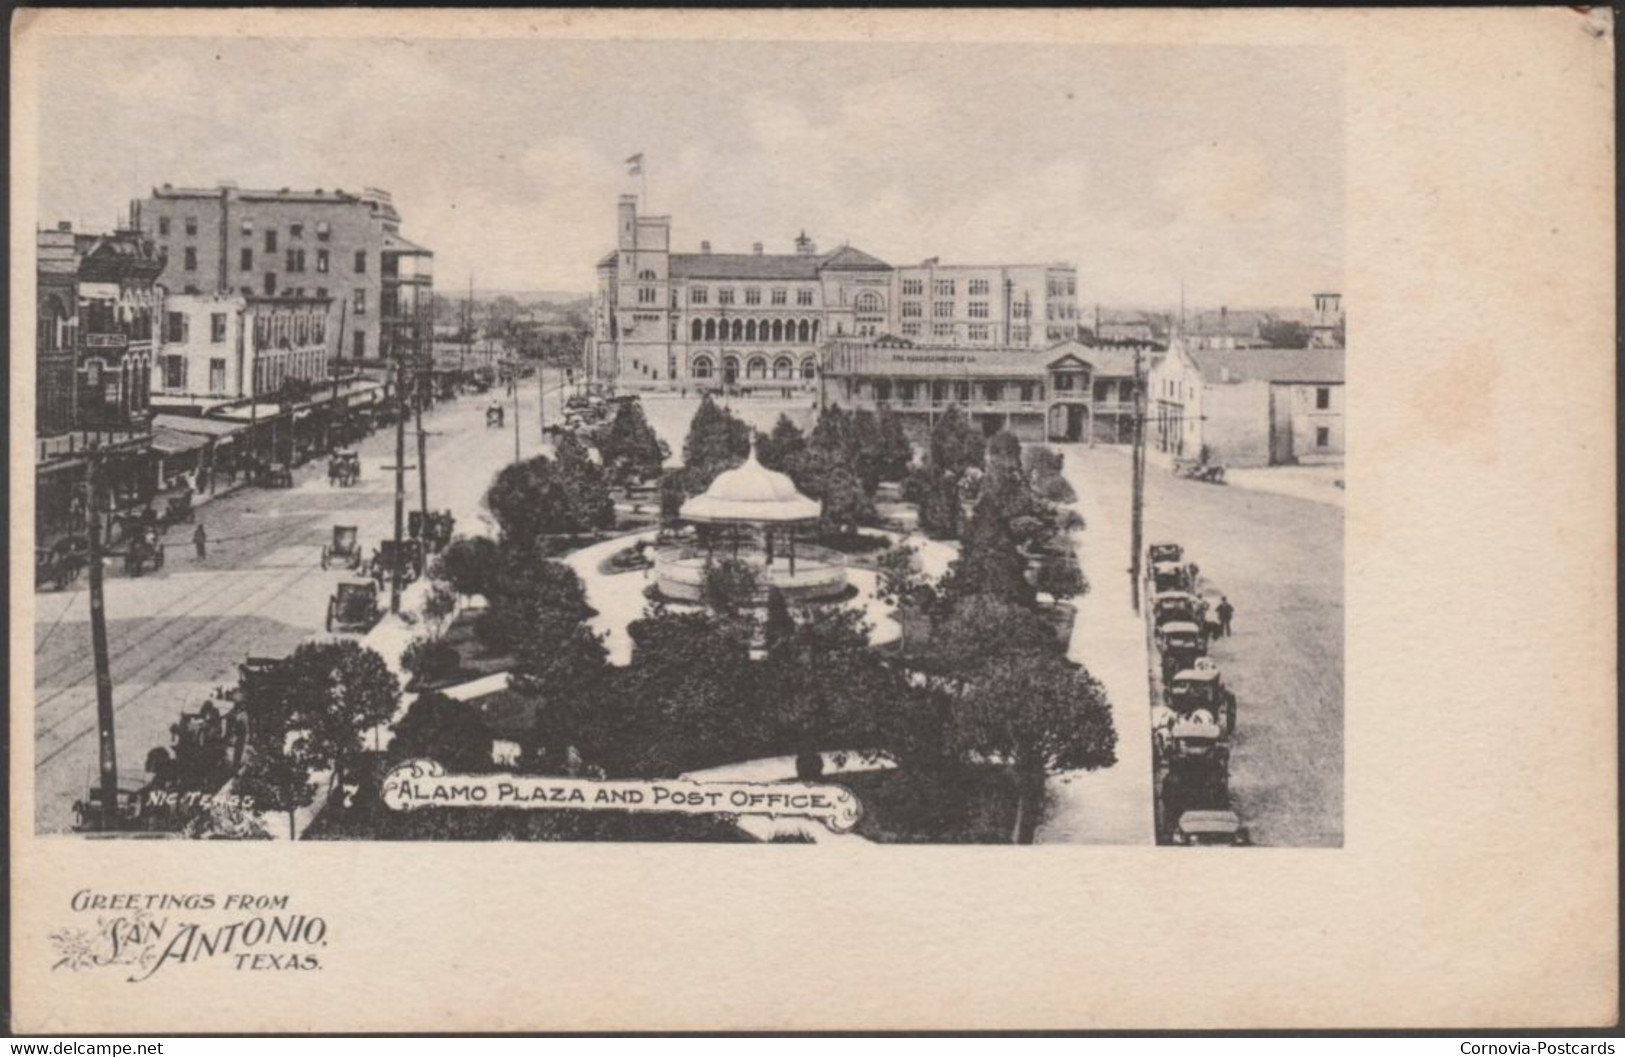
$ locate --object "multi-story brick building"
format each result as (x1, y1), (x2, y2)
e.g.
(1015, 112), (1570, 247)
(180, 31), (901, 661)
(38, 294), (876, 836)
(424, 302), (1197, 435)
(151, 293), (331, 406)
(590, 195), (1081, 391)
(133, 183), (433, 364)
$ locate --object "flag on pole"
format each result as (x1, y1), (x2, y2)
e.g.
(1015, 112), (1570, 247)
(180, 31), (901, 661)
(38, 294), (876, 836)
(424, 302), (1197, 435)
(626, 152), (644, 176)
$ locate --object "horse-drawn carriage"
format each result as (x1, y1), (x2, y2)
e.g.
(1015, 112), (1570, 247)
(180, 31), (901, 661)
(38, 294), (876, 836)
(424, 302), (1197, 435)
(1176, 458), (1226, 485)
(485, 402), (505, 429)
(326, 580), (382, 634)
(407, 510), (455, 553)
(36, 535), (91, 591)
(247, 457), (294, 489)
(327, 451), (361, 487)
(320, 525), (365, 571)
(156, 485), (195, 526)
(124, 524), (166, 577)
(369, 539), (423, 588)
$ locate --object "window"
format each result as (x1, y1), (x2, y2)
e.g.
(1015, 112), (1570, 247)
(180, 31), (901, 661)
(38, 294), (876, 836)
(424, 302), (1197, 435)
(771, 288), (787, 305)
(968, 324), (989, 341)
(240, 248), (253, 271)
(287, 249), (306, 272)
(1316, 386), (1331, 410)
(354, 250), (367, 274)
(902, 279), (923, 296)
(1012, 325), (1031, 343)
(933, 280), (955, 296)
(1019, 383), (1035, 403)
(796, 289), (814, 306)
(353, 288), (366, 314)
(210, 313), (227, 343)
(1067, 278), (1077, 296)
(183, 247), (197, 271)
(932, 323), (953, 338)
(183, 285), (200, 295)
(690, 287), (708, 305)
(1316, 426), (1330, 448)
(316, 248), (329, 273)
(291, 223), (303, 239)
(241, 218), (254, 236)
(934, 301), (953, 317)
(902, 322), (921, 337)
(897, 381), (916, 402)
(185, 216), (198, 237)
(265, 229), (278, 252)
(158, 216), (171, 236)
(1055, 373), (1074, 392)
(968, 301), (989, 318)
(162, 354), (186, 389)
(745, 288), (761, 305)
(968, 279), (990, 296)
(902, 302), (922, 318)
(316, 221), (331, 240)
(718, 288), (735, 306)
(164, 311), (188, 343)
(316, 287), (328, 299)
(982, 382), (1002, 402)
(209, 358), (226, 392)
(1012, 300), (1030, 318)
(264, 272), (279, 295)
(637, 287), (656, 304)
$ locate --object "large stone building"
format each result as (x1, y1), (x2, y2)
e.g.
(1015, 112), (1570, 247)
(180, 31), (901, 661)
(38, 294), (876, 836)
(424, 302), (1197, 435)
(591, 195), (1080, 391)
(1149, 342), (1345, 467)
(151, 293), (331, 407)
(133, 183), (433, 364)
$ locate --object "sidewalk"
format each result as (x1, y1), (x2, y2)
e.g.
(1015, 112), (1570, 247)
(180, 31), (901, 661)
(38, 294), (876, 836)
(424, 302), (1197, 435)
(1034, 445), (1155, 845)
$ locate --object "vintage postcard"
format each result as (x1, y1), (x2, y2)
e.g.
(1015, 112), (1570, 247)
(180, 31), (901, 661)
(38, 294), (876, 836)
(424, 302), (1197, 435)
(9, 7), (1616, 1033)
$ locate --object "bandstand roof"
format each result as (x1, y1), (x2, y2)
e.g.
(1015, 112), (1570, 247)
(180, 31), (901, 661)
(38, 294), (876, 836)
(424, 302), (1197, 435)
(680, 446), (821, 523)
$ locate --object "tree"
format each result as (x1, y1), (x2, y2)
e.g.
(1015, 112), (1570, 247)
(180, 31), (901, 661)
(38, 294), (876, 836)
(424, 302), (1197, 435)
(475, 558), (596, 654)
(241, 641), (402, 793)
(875, 406), (915, 482)
(681, 394), (751, 490)
(401, 636), (461, 686)
(432, 536), (502, 601)
(598, 399), (666, 484)
(785, 447), (874, 536)
(756, 414), (807, 472)
(952, 652), (1117, 843)
(1034, 554), (1088, 604)
(926, 595), (1058, 682)
(389, 691), (495, 773)
(942, 467), (1038, 608)
(235, 744), (316, 841)
(929, 405), (985, 478)
(1258, 319), (1312, 348)
(485, 450), (613, 547)
(763, 588), (796, 652)
(911, 466), (963, 540)
(512, 617), (612, 769)
(702, 557), (760, 620)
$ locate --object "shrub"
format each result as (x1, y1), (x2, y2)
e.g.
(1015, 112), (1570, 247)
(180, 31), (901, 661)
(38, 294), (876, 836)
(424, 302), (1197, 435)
(401, 637), (461, 685)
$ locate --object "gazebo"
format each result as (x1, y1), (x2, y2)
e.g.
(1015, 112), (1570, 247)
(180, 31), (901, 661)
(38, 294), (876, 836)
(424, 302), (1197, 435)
(655, 444), (848, 603)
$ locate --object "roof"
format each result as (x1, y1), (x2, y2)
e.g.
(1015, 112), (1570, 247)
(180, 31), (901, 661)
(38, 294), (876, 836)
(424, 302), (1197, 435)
(1045, 340), (1143, 377)
(151, 414), (247, 438)
(653, 244), (890, 282)
(824, 343), (1056, 379)
(1173, 668), (1221, 683)
(1177, 810), (1242, 833)
(680, 447), (821, 523)
(1189, 347), (1345, 385)
(1161, 621), (1202, 635)
(382, 232), (431, 255)
(149, 426), (213, 455)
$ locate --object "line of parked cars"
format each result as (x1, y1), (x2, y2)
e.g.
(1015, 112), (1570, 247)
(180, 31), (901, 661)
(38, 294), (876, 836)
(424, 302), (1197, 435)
(1147, 541), (1250, 848)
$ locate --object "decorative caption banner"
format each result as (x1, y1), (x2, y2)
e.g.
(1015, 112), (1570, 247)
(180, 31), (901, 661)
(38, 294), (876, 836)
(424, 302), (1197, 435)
(380, 759), (864, 833)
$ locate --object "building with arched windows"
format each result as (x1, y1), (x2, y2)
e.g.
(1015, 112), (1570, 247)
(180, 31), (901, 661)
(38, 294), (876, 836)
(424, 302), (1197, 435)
(591, 195), (1080, 392)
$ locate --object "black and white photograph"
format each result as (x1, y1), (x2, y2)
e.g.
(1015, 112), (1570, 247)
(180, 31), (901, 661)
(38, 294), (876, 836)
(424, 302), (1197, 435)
(28, 32), (1346, 846)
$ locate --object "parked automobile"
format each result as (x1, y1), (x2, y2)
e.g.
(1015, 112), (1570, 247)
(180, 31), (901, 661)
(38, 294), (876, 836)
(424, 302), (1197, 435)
(1169, 809), (1251, 846)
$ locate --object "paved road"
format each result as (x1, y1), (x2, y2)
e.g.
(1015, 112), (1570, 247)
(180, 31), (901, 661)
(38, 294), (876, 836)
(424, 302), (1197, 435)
(1066, 446), (1344, 847)
(32, 373), (568, 834)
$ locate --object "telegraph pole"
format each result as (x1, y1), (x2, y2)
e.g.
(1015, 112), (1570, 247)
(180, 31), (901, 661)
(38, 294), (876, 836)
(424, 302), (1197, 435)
(391, 354), (407, 615)
(1129, 346), (1146, 615)
(85, 456), (120, 828)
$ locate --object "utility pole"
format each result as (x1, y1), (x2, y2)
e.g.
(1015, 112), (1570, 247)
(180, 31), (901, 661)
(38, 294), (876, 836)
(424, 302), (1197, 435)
(511, 355), (522, 462)
(84, 456), (119, 829)
(391, 354), (407, 615)
(538, 355), (547, 443)
(1130, 346), (1146, 615)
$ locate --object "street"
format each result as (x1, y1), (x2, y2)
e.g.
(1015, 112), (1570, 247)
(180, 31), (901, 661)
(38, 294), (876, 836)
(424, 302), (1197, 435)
(32, 372), (568, 834)
(1066, 445), (1345, 847)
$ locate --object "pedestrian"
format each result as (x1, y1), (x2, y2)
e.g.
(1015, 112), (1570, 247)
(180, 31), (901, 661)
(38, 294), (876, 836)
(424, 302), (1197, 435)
(1216, 595), (1234, 638)
(193, 522), (208, 562)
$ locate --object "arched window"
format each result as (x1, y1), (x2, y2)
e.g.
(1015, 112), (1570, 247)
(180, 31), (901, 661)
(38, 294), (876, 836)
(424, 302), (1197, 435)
(797, 319), (811, 343)
(638, 269), (657, 281)
(771, 319), (784, 342)
(855, 290), (882, 313)
(730, 319), (744, 341)
(773, 356), (794, 380)
(691, 319), (703, 341)
(746, 356), (768, 380)
(692, 355), (714, 379)
(704, 319), (717, 341)
(801, 357), (817, 380)
(722, 356), (740, 384)
(811, 320), (820, 342)
(745, 319), (757, 341)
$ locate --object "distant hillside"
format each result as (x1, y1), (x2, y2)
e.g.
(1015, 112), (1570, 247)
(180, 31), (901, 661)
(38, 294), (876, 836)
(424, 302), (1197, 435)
(475, 289), (590, 305)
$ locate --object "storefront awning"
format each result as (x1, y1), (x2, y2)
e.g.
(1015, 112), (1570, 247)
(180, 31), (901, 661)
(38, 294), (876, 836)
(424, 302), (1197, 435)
(152, 414), (247, 438)
(149, 426), (213, 455)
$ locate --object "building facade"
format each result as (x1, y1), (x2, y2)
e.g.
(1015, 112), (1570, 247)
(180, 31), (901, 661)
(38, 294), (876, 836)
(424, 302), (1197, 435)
(590, 196), (1081, 391)
(820, 337), (1145, 444)
(152, 294), (331, 406)
(134, 183), (433, 364)
(1149, 342), (1345, 467)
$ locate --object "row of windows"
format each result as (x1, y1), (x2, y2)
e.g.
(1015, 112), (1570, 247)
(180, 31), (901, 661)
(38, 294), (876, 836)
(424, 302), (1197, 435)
(870, 379), (1042, 404)
(689, 353), (817, 382)
(689, 317), (820, 343)
(689, 286), (817, 307)
(156, 216), (335, 241)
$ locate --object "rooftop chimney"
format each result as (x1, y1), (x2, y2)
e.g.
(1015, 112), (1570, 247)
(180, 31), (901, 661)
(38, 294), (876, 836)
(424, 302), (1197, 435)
(752, 242), (763, 255)
(701, 241), (712, 254)
(57, 221), (72, 232)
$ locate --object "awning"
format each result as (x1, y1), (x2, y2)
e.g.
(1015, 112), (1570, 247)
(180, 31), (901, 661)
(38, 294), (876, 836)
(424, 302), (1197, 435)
(149, 426), (212, 455)
(152, 414), (247, 438)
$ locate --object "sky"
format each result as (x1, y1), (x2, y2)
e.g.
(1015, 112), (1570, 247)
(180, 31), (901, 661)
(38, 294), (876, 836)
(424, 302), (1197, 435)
(35, 37), (1342, 309)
